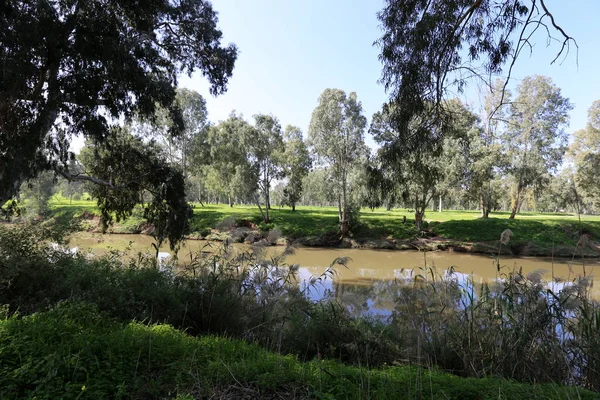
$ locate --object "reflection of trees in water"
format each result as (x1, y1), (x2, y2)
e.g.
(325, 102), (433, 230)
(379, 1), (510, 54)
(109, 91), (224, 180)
(332, 279), (399, 318)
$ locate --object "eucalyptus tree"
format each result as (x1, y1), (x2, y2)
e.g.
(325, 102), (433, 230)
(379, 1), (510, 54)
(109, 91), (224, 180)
(135, 89), (209, 178)
(472, 80), (510, 218)
(569, 100), (600, 212)
(20, 170), (57, 217)
(204, 113), (256, 207)
(246, 114), (285, 222)
(57, 159), (85, 203)
(503, 76), (572, 219)
(79, 128), (192, 252)
(0, 0), (237, 246)
(281, 125), (312, 211)
(369, 99), (476, 230)
(301, 168), (337, 207)
(376, 0), (574, 147)
(308, 89), (367, 236)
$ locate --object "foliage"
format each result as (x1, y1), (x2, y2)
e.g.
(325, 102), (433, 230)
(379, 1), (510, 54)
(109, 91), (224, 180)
(461, 79), (508, 218)
(370, 99), (477, 229)
(247, 114), (285, 222)
(0, 0), (237, 207)
(503, 75), (573, 219)
(570, 100), (600, 213)
(203, 113), (257, 206)
(79, 128), (192, 249)
(1, 303), (595, 400)
(375, 0), (574, 148)
(136, 88), (209, 180)
(301, 168), (337, 207)
(19, 170), (57, 217)
(282, 125), (312, 211)
(309, 89), (368, 236)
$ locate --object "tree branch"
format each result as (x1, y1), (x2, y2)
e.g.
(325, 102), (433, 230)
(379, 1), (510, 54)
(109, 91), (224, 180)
(54, 168), (127, 190)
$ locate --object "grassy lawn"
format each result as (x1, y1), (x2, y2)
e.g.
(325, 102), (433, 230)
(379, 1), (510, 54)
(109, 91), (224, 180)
(44, 197), (600, 246)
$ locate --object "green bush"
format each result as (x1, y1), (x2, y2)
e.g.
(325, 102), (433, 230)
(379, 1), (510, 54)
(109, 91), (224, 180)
(0, 303), (596, 400)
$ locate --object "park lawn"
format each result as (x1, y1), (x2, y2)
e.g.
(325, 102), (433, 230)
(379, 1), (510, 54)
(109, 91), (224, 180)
(43, 198), (600, 246)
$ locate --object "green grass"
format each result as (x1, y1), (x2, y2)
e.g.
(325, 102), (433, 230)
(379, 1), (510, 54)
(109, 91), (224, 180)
(43, 198), (600, 248)
(1, 302), (596, 400)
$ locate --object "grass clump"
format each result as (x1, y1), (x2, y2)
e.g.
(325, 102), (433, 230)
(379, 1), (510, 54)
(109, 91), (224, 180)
(1, 302), (597, 400)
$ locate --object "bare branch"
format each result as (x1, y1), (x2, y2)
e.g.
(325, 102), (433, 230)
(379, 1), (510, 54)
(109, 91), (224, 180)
(539, 0), (579, 65)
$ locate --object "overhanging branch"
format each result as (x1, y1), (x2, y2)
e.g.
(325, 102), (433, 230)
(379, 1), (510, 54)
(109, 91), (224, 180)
(54, 167), (126, 190)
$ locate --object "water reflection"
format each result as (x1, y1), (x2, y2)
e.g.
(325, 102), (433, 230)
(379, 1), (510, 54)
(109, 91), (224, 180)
(69, 232), (600, 314)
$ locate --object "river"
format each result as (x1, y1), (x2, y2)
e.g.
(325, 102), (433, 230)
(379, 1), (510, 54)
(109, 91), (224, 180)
(69, 232), (600, 300)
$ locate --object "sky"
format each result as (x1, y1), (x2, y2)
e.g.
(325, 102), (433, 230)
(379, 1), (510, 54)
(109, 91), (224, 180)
(178, 0), (600, 150)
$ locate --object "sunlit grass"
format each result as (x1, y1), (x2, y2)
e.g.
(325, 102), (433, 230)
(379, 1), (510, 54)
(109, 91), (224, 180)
(44, 198), (600, 245)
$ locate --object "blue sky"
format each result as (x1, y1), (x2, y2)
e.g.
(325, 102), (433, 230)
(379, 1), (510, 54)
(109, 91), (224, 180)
(180, 0), (599, 148)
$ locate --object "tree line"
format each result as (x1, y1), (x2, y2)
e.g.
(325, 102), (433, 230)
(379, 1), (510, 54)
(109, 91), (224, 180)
(1, 0), (582, 246)
(19, 76), (600, 239)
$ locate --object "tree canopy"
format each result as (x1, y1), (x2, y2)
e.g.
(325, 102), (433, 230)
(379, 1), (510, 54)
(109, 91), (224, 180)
(309, 89), (367, 236)
(376, 0), (575, 143)
(1, 0), (237, 245)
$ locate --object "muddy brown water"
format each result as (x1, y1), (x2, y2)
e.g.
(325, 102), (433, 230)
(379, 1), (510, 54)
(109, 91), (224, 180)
(69, 232), (600, 302)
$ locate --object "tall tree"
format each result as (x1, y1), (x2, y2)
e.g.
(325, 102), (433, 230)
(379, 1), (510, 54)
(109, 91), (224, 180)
(247, 114), (285, 222)
(376, 0), (574, 146)
(1, 0), (237, 245)
(474, 80), (509, 218)
(370, 99), (476, 230)
(503, 76), (572, 219)
(136, 88), (209, 178)
(281, 125), (312, 211)
(204, 113), (256, 207)
(569, 100), (600, 212)
(20, 170), (57, 217)
(308, 89), (367, 236)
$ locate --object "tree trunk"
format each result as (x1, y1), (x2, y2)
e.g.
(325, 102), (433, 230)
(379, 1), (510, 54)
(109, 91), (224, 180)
(509, 187), (522, 219)
(265, 200), (270, 223)
(438, 195), (442, 213)
(266, 189), (271, 210)
(415, 211), (424, 231)
(480, 195), (489, 218)
(340, 172), (350, 237)
(228, 195), (233, 207)
(292, 203), (296, 211)
(255, 196), (268, 223)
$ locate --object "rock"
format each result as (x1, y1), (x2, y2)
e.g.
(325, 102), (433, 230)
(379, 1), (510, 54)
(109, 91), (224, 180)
(293, 236), (325, 247)
(339, 238), (352, 248)
(205, 232), (231, 242)
(275, 237), (288, 246)
(471, 242), (512, 255)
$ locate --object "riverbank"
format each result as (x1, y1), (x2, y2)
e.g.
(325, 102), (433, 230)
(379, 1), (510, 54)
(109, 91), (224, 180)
(2, 303), (596, 400)
(39, 199), (600, 257)
(3, 224), (600, 396)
